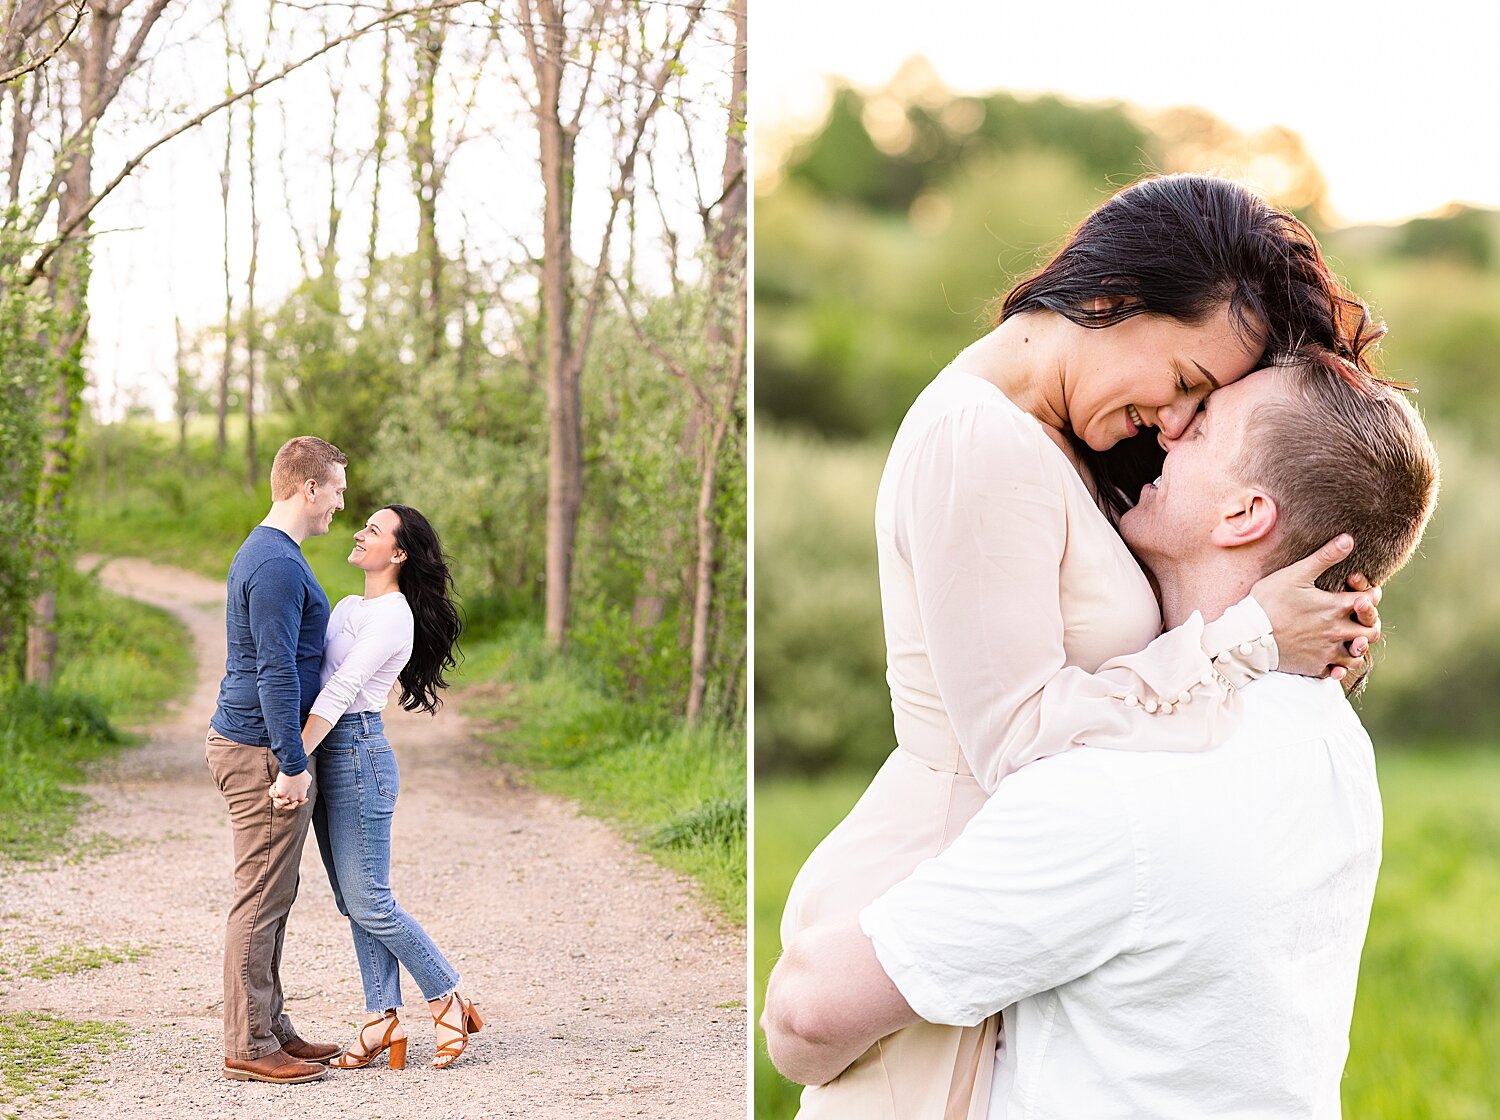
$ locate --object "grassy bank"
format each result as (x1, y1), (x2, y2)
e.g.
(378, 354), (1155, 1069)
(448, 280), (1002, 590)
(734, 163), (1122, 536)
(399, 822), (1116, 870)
(754, 749), (1500, 1119)
(0, 566), (193, 861)
(460, 621), (746, 922)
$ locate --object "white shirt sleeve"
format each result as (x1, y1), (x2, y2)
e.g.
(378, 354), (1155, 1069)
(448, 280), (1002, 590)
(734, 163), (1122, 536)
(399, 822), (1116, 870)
(309, 596), (414, 725)
(859, 750), (1144, 1026)
(899, 402), (1276, 792)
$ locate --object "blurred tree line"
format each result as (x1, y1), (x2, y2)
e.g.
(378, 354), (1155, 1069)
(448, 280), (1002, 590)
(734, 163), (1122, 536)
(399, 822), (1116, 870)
(756, 64), (1499, 774)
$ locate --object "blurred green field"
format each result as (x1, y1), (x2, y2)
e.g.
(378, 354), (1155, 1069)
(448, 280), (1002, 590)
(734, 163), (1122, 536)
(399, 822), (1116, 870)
(754, 750), (1500, 1119)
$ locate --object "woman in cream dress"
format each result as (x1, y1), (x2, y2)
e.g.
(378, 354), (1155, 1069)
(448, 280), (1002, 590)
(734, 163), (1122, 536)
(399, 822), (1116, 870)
(778, 175), (1386, 1119)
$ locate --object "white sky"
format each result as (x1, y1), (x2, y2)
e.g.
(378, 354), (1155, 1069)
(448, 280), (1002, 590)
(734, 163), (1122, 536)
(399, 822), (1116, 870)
(752, 0), (1500, 227)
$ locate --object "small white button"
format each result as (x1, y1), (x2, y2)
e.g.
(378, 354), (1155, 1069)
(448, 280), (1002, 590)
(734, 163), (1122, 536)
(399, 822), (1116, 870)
(1177, 691), (1192, 705)
(1124, 694), (1140, 708)
(1238, 642), (1255, 656)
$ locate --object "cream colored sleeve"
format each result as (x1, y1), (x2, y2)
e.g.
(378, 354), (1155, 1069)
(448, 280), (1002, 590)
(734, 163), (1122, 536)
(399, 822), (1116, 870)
(897, 402), (1276, 793)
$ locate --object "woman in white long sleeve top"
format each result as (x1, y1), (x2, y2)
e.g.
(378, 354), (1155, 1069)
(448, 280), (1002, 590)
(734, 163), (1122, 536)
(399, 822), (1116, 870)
(298, 504), (481, 1071)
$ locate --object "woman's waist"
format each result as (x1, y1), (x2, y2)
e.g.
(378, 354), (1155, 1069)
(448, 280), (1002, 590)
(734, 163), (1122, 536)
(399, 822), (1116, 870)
(331, 710), (384, 733)
(891, 708), (973, 776)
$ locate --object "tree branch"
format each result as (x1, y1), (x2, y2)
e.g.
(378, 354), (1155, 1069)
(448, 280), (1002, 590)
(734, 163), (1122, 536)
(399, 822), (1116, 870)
(21, 0), (485, 286)
(0, 0), (84, 85)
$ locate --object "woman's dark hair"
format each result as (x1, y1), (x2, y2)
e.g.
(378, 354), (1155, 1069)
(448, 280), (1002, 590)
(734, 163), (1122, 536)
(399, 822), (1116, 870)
(999, 173), (1386, 521)
(386, 504), (462, 715)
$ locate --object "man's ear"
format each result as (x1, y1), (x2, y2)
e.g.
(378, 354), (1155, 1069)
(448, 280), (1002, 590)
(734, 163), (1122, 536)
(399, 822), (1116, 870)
(1210, 488), (1278, 548)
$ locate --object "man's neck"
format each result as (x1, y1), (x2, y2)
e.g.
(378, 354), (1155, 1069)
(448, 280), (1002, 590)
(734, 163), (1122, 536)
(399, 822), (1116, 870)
(1155, 556), (1260, 631)
(260, 504), (308, 545)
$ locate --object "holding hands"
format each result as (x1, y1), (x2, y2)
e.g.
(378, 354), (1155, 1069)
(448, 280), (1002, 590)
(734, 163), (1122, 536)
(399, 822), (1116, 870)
(269, 768), (312, 811)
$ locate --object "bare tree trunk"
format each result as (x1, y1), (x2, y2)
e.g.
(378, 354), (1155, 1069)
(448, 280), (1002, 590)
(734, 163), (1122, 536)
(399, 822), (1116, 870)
(27, 0), (125, 685)
(244, 78), (260, 488)
(364, 0), (393, 312)
(216, 0), (233, 455)
(521, 0), (705, 650)
(521, 0), (581, 649)
(684, 0), (746, 724)
(174, 311), (188, 456)
(407, 10), (445, 362)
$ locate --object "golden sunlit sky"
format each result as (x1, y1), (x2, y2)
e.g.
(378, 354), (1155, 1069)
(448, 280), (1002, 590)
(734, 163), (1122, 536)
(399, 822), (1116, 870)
(753, 0), (1500, 228)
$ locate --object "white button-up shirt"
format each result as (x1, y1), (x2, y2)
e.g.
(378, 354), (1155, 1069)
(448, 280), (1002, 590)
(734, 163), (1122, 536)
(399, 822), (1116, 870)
(861, 673), (1381, 1120)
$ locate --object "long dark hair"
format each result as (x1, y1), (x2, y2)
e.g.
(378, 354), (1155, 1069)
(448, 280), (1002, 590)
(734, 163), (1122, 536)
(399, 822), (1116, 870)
(386, 504), (461, 715)
(999, 173), (1386, 521)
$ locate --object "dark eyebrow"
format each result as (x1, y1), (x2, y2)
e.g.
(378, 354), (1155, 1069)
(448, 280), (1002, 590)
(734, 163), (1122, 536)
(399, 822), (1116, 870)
(1192, 360), (1222, 390)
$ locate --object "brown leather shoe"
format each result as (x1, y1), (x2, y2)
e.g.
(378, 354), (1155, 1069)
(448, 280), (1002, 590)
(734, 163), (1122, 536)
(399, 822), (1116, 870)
(281, 1035), (343, 1064)
(223, 1047), (328, 1083)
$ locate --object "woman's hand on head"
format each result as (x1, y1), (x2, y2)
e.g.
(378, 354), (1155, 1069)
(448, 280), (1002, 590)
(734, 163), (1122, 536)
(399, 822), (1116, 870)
(1251, 534), (1382, 682)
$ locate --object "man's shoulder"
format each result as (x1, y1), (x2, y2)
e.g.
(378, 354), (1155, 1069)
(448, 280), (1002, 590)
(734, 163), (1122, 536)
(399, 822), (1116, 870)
(1235, 672), (1364, 743)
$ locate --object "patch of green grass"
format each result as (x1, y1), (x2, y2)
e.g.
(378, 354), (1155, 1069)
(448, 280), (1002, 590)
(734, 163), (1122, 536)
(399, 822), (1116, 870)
(0, 686), (123, 861)
(0, 567), (193, 862)
(1342, 747), (1500, 1120)
(5, 942), (150, 982)
(753, 751), (1500, 1120)
(460, 621), (746, 923)
(753, 771), (870, 1118)
(0, 1012), (128, 1110)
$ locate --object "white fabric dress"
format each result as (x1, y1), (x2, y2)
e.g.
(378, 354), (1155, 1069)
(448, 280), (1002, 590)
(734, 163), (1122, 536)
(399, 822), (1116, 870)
(780, 365), (1277, 1119)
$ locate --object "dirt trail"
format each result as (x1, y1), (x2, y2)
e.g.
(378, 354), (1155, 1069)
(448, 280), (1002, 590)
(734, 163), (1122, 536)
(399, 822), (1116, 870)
(0, 558), (746, 1119)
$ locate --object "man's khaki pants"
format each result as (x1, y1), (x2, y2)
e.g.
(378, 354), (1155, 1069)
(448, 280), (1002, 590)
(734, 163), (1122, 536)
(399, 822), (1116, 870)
(205, 730), (317, 1061)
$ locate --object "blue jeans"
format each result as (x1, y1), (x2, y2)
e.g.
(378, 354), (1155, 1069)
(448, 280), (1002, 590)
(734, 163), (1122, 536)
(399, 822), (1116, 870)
(312, 712), (460, 1012)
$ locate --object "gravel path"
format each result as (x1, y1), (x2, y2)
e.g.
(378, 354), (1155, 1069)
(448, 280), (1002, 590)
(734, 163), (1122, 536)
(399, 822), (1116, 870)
(0, 558), (747, 1119)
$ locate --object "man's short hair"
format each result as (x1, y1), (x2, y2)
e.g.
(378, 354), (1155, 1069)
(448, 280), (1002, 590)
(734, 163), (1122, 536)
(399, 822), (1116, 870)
(270, 436), (348, 501)
(1234, 354), (1439, 592)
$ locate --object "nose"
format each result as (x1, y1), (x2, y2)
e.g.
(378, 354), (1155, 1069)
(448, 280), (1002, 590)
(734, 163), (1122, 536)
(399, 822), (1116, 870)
(1156, 398), (1198, 442)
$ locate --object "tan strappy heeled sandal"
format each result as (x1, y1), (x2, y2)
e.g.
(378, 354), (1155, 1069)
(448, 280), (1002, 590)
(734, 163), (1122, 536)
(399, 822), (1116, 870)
(431, 991), (484, 1069)
(329, 1010), (407, 1070)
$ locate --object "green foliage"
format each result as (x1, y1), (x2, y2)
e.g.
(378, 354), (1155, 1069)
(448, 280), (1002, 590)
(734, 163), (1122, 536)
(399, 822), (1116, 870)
(754, 424), (889, 774)
(756, 153), (1105, 439)
(459, 620), (746, 920)
(784, 84), (1157, 215)
(0, 259), (46, 679)
(754, 751), (1500, 1119)
(1391, 205), (1496, 269)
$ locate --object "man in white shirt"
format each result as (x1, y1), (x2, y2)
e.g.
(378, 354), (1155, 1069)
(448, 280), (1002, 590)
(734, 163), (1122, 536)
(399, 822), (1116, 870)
(762, 357), (1440, 1118)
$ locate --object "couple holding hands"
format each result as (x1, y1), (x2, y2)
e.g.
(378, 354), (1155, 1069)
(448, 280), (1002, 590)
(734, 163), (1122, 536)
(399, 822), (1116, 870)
(203, 435), (482, 1084)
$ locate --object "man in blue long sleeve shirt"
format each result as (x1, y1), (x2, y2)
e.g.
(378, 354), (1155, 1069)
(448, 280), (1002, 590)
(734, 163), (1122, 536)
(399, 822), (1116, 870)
(205, 435), (347, 1084)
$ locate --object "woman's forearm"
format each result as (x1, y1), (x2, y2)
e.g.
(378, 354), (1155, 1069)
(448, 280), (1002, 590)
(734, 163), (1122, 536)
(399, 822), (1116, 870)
(301, 714), (334, 755)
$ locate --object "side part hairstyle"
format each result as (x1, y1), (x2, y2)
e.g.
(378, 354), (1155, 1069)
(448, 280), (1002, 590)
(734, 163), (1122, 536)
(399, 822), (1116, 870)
(1234, 352), (1440, 594)
(999, 173), (1386, 521)
(270, 436), (348, 501)
(386, 504), (462, 715)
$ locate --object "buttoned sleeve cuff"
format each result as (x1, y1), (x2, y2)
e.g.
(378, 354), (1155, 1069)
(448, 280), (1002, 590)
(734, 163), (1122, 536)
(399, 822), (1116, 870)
(1200, 595), (1278, 689)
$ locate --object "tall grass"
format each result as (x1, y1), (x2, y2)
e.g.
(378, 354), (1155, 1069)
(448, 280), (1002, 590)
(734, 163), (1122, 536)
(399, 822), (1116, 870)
(460, 621), (746, 921)
(0, 566), (192, 860)
(754, 750), (1500, 1119)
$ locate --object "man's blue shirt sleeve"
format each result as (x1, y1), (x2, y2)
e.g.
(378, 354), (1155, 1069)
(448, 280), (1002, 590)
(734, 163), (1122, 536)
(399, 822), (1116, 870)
(246, 557), (309, 777)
